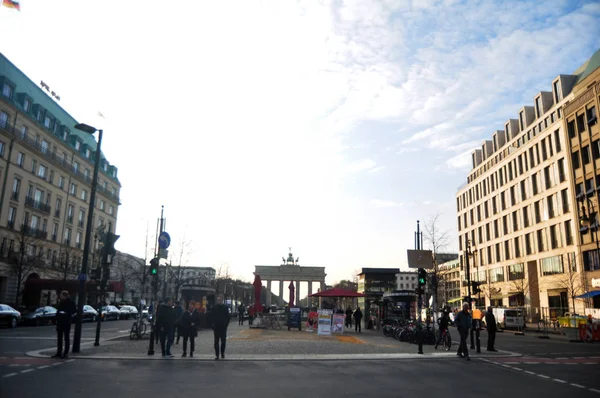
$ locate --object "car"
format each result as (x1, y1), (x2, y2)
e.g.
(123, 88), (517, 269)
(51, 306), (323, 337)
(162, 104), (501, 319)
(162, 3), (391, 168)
(0, 304), (21, 328)
(118, 305), (139, 320)
(21, 306), (57, 326)
(100, 305), (121, 321)
(82, 305), (99, 322)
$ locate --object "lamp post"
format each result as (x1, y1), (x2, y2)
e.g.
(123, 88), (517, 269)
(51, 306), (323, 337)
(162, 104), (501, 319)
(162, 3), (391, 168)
(464, 238), (475, 307)
(72, 123), (103, 353)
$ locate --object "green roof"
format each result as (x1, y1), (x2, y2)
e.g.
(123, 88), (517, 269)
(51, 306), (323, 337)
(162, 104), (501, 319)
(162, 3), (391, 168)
(0, 52), (119, 184)
(573, 48), (600, 86)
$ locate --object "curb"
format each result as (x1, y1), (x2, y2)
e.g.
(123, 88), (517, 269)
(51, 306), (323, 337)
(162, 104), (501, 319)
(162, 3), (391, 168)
(26, 333), (130, 358)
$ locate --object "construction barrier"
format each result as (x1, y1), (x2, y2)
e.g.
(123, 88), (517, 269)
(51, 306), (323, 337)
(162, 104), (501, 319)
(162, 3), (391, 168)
(578, 322), (600, 342)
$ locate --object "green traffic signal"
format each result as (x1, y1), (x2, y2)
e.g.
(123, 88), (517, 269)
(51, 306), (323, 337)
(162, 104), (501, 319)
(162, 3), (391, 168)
(151, 268), (157, 275)
(417, 268), (427, 286)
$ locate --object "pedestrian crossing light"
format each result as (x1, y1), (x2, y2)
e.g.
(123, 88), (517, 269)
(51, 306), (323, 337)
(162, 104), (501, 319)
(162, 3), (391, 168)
(150, 258), (159, 276)
(418, 268), (427, 286)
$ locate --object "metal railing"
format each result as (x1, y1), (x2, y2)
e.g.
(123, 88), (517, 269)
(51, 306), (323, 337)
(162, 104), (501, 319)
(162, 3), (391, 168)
(24, 196), (51, 213)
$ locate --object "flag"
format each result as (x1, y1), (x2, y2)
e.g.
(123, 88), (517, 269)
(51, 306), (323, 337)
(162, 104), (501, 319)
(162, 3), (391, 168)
(2, 0), (21, 11)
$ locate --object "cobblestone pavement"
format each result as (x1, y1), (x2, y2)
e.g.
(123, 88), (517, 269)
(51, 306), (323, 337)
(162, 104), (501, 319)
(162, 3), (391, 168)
(31, 322), (513, 359)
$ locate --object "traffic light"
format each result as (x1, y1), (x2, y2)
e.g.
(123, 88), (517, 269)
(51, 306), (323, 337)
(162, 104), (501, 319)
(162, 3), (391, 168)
(418, 268), (427, 287)
(150, 258), (159, 276)
(91, 267), (101, 280)
(471, 281), (482, 294)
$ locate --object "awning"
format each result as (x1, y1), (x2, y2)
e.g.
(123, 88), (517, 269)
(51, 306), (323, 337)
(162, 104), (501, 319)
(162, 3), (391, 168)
(575, 290), (600, 299)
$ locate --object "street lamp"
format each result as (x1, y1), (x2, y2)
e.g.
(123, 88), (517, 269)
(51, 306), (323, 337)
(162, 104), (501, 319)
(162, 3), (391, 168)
(464, 238), (475, 308)
(72, 123), (103, 353)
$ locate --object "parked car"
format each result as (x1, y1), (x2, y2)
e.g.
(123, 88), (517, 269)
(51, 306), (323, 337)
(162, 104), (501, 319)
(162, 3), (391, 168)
(82, 305), (99, 322)
(118, 305), (139, 320)
(489, 308), (526, 330)
(0, 304), (21, 328)
(100, 305), (121, 321)
(21, 306), (57, 326)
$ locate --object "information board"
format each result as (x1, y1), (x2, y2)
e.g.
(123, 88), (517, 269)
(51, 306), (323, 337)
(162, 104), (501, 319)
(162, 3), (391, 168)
(288, 307), (301, 330)
(317, 309), (333, 336)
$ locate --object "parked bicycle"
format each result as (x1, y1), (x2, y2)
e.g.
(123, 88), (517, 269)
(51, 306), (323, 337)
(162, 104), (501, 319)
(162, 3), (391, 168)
(130, 316), (147, 340)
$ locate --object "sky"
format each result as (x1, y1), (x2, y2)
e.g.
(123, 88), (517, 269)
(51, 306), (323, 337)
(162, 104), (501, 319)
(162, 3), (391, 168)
(1, 0), (600, 296)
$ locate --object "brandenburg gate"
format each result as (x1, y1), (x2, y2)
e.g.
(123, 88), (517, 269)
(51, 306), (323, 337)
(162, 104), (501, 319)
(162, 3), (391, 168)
(255, 249), (326, 307)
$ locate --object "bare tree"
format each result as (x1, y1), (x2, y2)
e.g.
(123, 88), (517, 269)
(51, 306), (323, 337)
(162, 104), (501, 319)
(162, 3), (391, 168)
(556, 253), (584, 313)
(333, 280), (358, 291)
(213, 263), (232, 296)
(11, 226), (46, 307)
(422, 212), (451, 309)
(49, 245), (78, 282)
(167, 237), (194, 300)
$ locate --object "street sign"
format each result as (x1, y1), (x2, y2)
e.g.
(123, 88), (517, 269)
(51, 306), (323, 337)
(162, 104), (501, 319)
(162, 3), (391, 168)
(159, 248), (169, 259)
(78, 273), (87, 281)
(158, 231), (171, 249)
(407, 250), (434, 269)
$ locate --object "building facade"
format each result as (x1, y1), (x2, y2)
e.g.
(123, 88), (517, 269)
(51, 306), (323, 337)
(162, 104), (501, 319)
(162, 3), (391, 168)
(456, 50), (600, 319)
(563, 50), (600, 310)
(395, 271), (417, 291)
(0, 53), (121, 308)
(438, 259), (461, 308)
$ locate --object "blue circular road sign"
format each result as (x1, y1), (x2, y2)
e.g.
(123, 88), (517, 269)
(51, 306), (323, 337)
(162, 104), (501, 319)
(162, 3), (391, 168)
(159, 231), (171, 249)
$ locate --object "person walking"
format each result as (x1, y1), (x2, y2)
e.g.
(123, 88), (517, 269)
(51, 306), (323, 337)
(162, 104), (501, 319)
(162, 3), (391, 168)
(345, 307), (353, 328)
(353, 307), (363, 333)
(238, 303), (245, 326)
(52, 291), (76, 359)
(212, 296), (230, 360)
(485, 307), (498, 352)
(174, 301), (183, 344)
(248, 305), (255, 326)
(455, 302), (472, 360)
(180, 301), (200, 357)
(435, 309), (450, 350)
(156, 298), (176, 357)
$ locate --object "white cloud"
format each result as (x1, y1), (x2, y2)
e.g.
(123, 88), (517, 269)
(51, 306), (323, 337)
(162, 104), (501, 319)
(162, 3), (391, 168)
(371, 199), (403, 208)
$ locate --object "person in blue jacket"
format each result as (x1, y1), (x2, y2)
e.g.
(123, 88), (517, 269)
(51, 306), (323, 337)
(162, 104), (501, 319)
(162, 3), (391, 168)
(455, 302), (472, 360)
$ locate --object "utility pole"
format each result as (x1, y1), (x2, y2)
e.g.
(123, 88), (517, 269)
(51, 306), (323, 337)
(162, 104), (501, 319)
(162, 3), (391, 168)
(148, 206), (164, 356)
(415, 220), (424, 355)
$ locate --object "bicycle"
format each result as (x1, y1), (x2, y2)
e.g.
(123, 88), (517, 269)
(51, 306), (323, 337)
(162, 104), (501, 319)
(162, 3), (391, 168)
(130, 317), (147, 340)
(435, 328), (452, 351)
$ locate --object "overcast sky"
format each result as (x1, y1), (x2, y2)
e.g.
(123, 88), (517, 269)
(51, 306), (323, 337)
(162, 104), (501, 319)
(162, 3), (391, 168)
(1, 0), (599, 294)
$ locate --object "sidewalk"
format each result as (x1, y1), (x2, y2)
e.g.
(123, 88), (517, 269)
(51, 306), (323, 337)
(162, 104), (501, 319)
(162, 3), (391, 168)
(27, 321), (520, 361)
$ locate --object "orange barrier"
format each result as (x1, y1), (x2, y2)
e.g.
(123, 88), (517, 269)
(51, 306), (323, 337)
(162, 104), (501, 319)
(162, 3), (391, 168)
(578, 323), (600, 341)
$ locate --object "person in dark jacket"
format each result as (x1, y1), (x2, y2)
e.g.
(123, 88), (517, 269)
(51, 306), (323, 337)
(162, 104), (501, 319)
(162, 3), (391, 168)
(238, 304), (245, 326)
(345, 307), (353, 328)
(174, 301), (183, 344)
(485, 307), (498, 351)
(435, 310), (450, 350)
(455, 302), (472, 360)
(180, 301), (200, 357)
(353, 307), (363, 333)
(212, 296), (230, 360)
(156, 298), (176, 357)
(53, 290), (76, 359)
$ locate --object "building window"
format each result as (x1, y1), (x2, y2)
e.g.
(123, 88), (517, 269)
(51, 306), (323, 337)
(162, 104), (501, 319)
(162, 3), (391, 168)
(577, 113), (586, 133)
(584, 249), (600, 271)
(80, 190), (87, 201)
(588, 106), (598, 126)
(525, 233), (533, 255)
(44, 115), (52, 129)
(582, 146), (591, 165)
(1, 82), (13, 98)
(568, 120), (576, 138)
(67, 205), (74, 223)
(11, 153), (22, 170)
(69, 183), (77, 195)
(557, 158), (566, 182)
(561, 189), (570, 214)
(571, 151), (581, 169)
(512, 211), (519, 231)
(0, 111), (8, 129)
(547, 195), (555, 219)
(531, 174), (538, 195)
(78, 209), (85, 227)
(508, 263), (524, 280)
(64, 228), (71, 245)
(534, 201), (541, 223)
(523, 207), (529, 228)
(550, 224), (561, 249)
(541, 255), (563, 275)
(100, 200), (105, 211)
(75, 141), (80, 151)
(73, 161), (79, 174)
(108, 205), (114, 216)
(37, 164), (47, 179)
(490, 267), (505, 283)
(565, 220), (573, 245)
(40, 140), (49, 154)
(514, 237), (521, 258)
(7, 206), (16, 228)
(537, 229), (547, 252)
(58, 176), (64, 189)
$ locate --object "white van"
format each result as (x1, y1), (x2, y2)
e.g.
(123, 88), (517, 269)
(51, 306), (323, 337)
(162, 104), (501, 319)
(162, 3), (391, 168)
(492, 308), (526, 330)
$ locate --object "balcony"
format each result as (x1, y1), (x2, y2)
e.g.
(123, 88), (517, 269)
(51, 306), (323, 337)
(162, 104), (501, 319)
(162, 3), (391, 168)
(54, 210), (60, 218)
(10, 191), (19, 201)
(24, 196), (51, 214)
(21, 225), (48, 240)
(7, 220), (15, 229)
(67, 216), (73, 224)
